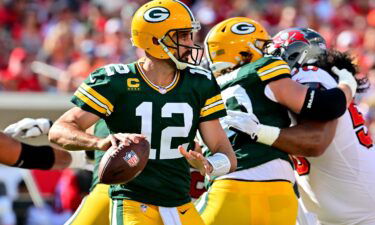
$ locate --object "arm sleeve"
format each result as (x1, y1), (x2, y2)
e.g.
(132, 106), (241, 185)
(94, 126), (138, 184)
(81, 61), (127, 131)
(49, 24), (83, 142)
(299, 87), (347, 121)
(71, 68), (117, 118)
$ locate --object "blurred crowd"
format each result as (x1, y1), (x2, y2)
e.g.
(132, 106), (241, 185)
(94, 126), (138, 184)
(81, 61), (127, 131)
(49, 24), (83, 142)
(0, 0), (375, 224)
(0, 0), (374, 92)
(0, 0), (373, 93)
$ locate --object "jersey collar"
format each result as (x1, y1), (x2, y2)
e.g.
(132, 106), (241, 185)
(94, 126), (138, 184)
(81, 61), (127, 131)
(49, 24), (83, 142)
(135, 62), (180, 94)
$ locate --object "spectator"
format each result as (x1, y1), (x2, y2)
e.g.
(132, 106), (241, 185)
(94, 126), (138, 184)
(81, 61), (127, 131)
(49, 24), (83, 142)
(0, 47), (42, 91)
(0, 181), (16, 225)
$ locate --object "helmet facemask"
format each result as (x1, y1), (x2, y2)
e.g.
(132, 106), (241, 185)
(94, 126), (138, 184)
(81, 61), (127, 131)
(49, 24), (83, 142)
(267, 28), (327, 73)
(158, 26), (203, 70)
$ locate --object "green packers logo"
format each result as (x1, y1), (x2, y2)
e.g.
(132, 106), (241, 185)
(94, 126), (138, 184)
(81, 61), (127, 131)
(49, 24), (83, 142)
(231, 22), (255, 35)
(144, 7), (170, 23)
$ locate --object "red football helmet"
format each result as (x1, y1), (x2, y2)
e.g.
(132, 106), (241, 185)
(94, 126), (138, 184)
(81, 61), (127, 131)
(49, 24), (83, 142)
(267, 28), (327, 70)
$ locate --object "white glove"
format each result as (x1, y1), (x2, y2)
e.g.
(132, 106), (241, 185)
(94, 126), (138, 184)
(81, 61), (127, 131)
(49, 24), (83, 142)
(222, 110), (260, 139)
(223, 110), (280, 146)
(332, 66), (357, 98)
(4, 118), (52, 138)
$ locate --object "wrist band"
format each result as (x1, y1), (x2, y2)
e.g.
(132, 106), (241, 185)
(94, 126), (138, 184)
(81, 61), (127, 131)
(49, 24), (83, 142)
(257, 125), (280, 146)
(206, 153), (231, 177)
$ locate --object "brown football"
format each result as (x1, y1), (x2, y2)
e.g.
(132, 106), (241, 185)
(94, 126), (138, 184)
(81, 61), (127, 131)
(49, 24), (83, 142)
(98, 139), (150, 185)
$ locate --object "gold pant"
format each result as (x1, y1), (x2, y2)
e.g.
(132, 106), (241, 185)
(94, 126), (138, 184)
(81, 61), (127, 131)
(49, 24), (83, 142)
(110, 199), (204, 225)
(65, 184), (110, 225)
(196, 179), (298, 225)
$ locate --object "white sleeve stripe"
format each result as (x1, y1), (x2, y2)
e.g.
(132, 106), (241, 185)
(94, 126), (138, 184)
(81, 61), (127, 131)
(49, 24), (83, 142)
(258, 65), (290, 77)
(201, 100), (224, 112)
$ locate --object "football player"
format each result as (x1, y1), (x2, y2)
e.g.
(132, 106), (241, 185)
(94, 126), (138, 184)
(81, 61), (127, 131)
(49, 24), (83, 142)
(48, 1), (237, 225)
(1, 118), (108, 225)
(2, 118), (111, 225)
(226, 28), (375, 225)
(195, 18), (356, 225)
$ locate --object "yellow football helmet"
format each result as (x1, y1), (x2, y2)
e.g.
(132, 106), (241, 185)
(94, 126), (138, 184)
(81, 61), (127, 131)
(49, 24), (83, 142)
(205, 17), (271, 74)
(131, 0), (202, 69)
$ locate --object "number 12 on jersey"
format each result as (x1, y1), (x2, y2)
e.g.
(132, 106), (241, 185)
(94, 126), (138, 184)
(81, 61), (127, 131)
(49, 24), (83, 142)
(136, 102), (193, 160)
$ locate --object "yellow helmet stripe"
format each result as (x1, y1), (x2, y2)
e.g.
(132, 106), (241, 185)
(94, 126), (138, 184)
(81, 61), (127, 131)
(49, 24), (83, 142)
(173, 0), (195, 21)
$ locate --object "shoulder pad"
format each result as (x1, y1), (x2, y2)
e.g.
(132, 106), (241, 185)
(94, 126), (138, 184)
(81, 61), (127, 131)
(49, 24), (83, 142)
(88, 64), (132, 83)
(263, 55), (284, 61)
(101, 64), (131, 76)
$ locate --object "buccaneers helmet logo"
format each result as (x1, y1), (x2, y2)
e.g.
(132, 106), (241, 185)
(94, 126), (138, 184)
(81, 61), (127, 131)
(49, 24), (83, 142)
(273, 30), (309, 48)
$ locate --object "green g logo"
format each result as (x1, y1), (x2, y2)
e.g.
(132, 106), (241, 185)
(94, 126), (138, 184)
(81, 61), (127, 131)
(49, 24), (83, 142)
(144, 7), (170, 23)
(231, 22), (255, 35)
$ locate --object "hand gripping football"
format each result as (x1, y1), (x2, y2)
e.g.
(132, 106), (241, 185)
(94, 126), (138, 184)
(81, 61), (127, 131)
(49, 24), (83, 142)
(98, 139), (150, 184)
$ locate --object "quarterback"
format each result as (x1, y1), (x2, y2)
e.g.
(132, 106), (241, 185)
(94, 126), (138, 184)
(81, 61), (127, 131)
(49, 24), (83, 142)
(49, 1), (237, 225)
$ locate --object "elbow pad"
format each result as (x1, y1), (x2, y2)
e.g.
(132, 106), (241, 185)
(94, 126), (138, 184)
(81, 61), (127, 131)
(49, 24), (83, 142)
(300, 88), (346, 121)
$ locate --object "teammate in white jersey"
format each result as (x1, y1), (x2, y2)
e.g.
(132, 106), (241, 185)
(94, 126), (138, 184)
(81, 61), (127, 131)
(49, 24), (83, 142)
(224, 28), (375, 225)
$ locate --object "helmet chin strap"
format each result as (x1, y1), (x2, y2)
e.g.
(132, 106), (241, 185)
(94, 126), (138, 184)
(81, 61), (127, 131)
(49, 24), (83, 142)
(248, 42), (263, 57)
(210, 62), (235, 74)
(158, 39), (188, 70)
(295, 49), (308, 69)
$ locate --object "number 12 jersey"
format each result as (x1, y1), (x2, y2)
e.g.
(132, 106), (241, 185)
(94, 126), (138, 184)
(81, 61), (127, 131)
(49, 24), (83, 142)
(71, 62), (226, 207)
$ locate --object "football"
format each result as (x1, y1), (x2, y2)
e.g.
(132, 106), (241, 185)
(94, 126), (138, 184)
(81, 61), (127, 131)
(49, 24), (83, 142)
(98, 139), (150, 185)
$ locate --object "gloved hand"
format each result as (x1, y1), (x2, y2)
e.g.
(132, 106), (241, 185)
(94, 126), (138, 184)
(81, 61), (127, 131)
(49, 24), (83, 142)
(222, 110), (280, 146)
(221, 110), (261, 140)
(332, 66), (357, 98)
(4, 118), (52, 138)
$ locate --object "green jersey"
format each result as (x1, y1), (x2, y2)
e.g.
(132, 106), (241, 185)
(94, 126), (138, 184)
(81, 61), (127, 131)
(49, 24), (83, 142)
(217, 56), (292, 170)
(71, 62), (226, 207)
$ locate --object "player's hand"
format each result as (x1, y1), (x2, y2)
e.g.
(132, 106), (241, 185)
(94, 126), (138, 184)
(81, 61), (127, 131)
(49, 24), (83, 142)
(179, 145), (213, 176)
(332, 66), (357, 98)
(222, 110), (260, 140)
(4, 118), (52, 138)
(97, 133), (146, 150)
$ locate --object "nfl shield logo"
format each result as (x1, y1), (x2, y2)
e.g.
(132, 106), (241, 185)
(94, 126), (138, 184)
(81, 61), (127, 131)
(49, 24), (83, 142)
(124, 150), (139, 167)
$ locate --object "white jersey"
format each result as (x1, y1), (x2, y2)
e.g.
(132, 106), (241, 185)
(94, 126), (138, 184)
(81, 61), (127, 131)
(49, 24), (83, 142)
(292, 67), (375, 225)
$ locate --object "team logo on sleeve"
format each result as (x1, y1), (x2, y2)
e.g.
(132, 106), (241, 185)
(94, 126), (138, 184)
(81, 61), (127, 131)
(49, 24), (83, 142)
(231, 22), (255, 35)
(144, 7), (170, 23)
